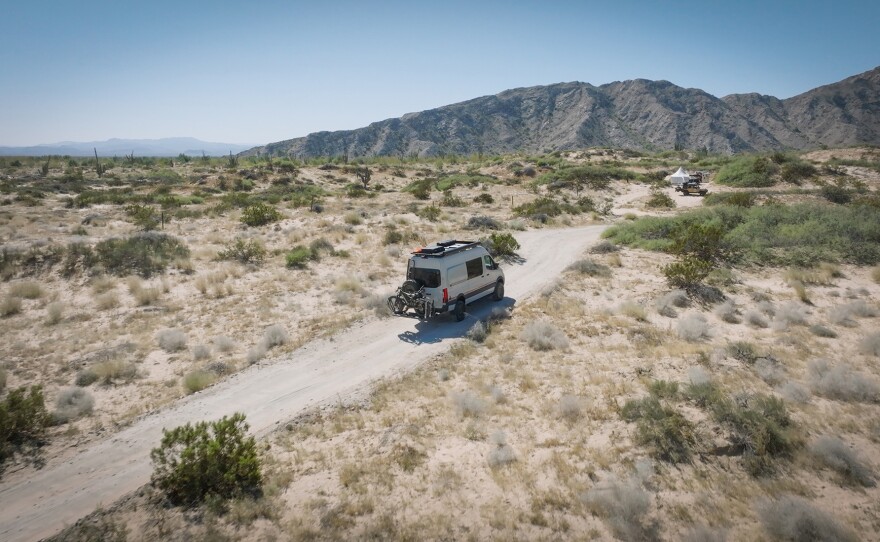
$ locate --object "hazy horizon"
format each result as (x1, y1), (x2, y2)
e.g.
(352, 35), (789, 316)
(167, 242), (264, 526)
(1, 0), (877, 147)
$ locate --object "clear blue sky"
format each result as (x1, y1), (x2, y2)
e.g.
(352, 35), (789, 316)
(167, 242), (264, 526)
(1, 0), (877, 146)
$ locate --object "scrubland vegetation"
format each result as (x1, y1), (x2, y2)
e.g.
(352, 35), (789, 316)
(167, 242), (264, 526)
(2, 146), (880, 540)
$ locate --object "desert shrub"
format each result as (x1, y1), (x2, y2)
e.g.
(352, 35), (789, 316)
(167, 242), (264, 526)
(645, 189), (675, 209)
(218, 238), (266, 265)
(95, 233), (190, 278)
(621, 395), (694, 463)
(213, 336), (236, 353)
(452, 390), (486, 418)
(521, 319), (569, 351)
(10, 280), (43, 299)
(263, 325), (288, 348)
(308, 237), (335, 260)
(285, 245), (313, 269)
(809, 324), (837, 338)
(158, 328), (187, 353)
(246, 342), (268, 365)
(75, 368), (99, 387)
(726, 341), (759, 364)
(771, 302), (808, 330)
(52, 387), (94, 424)
(558, 395), (583, 421)
(655, 289), (688, 317)
(703, 191), (756, 207)
(829, 300), (877, 326)
(715, 156), (778, 187)
(873, 265), (880, 284)
(779, 160), (817, 184)
(94, 291), (119, 311)
(124, 203), (160, 231)
(383, 229), (404, 245)
(590, 240), (619, 254)
(1, 295), (22, 317)
(150, 413), (261, 506)
(362, 293), (393, 318)
(755, 358), (785, 385)
(240, 202), (282, 227)
(714, 300), (739, 323)
(820, 183), (853, 204)
(0, 368), (5, 392)
(581, 473), (657, 541)
(808, 359), (879, 402)
(682, 524), (728, 542)
(777, 381), (811, 403)
(711, 393), (798, 476)
(567, 258), (612, 277)
(466, 321), (488, 343)
(45, 302), (63, 325)
(745, 310), (768, 328)
(758, 496), (857, 542)
(183, 370), (217, 394)
(481, 232), (520, 259)
(663, 256), (714, 291)
(810, 435), (875, 487)
(677, 313), (710, 341)
(92, 360), (138, 384)
(0, 386), (51, 468)
(487, 430), (516, 467)
(466, 215), (502, 230)
(440, 191), (465, 207)
(473, 193), (494, 204)
(618, 301), (648, 321)
(192, 344), (211, 361)
(417, 205), (441, 222)
(343, 211), (363, 225)
(859, 332), (880, 356)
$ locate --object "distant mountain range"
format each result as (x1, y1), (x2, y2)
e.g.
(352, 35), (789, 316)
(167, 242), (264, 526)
(0, 137), (253, 157)
(246, 66), (880, 157)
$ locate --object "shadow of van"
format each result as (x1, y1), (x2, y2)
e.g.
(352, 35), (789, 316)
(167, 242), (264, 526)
(397, 296), (517, 345)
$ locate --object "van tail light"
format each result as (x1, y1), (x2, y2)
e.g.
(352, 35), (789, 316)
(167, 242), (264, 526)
(442, 288), (448, 304)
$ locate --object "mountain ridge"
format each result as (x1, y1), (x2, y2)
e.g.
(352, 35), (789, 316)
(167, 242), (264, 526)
(247, 66), (880, 157)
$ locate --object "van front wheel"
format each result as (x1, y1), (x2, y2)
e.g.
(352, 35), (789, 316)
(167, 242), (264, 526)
(454, 299), (466, 322)
(492, 280), (504, 301)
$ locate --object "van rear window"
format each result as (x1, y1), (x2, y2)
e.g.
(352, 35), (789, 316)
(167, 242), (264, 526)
(408, 267), (440, 288)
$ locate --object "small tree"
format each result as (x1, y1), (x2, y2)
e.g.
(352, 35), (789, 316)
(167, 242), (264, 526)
(150, 413), (262, 506)
(1, 385), (51, 470)
(661, 222), (731, 291)
(355, 166), (372, 189)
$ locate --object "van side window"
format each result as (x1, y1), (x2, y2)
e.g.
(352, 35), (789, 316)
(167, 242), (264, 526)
(483, 255), (495, 270)
(465, 258), (483, 279)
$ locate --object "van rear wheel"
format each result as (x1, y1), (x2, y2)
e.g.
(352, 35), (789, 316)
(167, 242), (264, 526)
(492, 280), (504, 301)
(454, 299), (465, 322)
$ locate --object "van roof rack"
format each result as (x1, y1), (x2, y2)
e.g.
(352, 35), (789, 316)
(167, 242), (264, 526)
(412, 240), (480, 258)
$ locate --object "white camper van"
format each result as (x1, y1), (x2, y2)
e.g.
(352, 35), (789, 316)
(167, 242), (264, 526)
(388, 240), (505, 321)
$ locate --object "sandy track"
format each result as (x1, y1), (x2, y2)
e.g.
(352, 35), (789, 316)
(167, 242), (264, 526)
(0, 225), (606, 542)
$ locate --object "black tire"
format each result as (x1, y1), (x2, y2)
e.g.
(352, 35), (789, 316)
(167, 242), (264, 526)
(400, 280), (420, 294)
(454, 299), (465, 322)
(492, 280), (504, 301)
(388, 296), (406, 315)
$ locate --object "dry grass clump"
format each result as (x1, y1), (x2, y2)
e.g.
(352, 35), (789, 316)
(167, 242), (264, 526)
(581, 471), (657, 541)
(808, 359), (879, 402)
(246, 343), (268, 364)
(714, 300), (739, 324)
(755, 357), (785, 385)
(655, 289), (688, 318)
(859, 332), (880, 356)
(466, 321), (488, 343)
(785, 265), (840, 286)
(589, 240), (619, 254)
(618, 301), (648, 321)
(771, 302), (808, 330)
(182, 370), (217, 394)
(52, 387), (94, 424)
(45, 302), (63, 325)
(520, 319), (569, 351)
(809, 435), (875, 487)
(362, 293), (393, 317)
(727, 341), (759, 363)
(452, 390), (486, 418)
(487, 430), (516, 468)
(872, 265), (880, 284)
(263, 324), (288, 348)
(1, 295), (22, 317)
(809, 324), (837, 338)
(343, 211), (363, 226)
(677, 313), (710, 342)
(157, 328), (187, 353)
(94, 291), (119, 310)
(10, 280), (43, 299)
(213, 335), (236, 353)
(566, 258), (612, 277)
(90, 276), (117, 294)
(744, 310), (768, 328)
(192, 344), (211, 361)
(758, 496), (857, 542)
(776, 381), (811, 403)
(558, 394), (583, 421)
(127, 276), (161, 306)
(92, 360), (138, 384)
(829, 300), (877, 326)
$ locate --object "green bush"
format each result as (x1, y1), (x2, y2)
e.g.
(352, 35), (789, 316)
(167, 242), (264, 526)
(473, 193), (494, 204)
(820, 183), (852, 204)
(484, 232), (520, 258)
(95, 233), (190, 278)
(1, 385), (51, 470)
(662, 256), (713, 289)
(150, 413), (262, 506)
(703, 192), (756, 207)
(285, 246), (313, 269)
(241, 203), (282, 227)
(125, 204), (160, 231)
(620, 394), (694, 463)
(711, 394), (798, 476)
(779, 161), (817, 184)
(715, 156), (778, 187)
(217, 238), (266, 265)
(645, 189), (676, 209)
(417, 205), (442, 222)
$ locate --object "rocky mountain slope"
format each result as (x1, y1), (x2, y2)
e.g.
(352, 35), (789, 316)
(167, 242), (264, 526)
(248, 66), (880, 157)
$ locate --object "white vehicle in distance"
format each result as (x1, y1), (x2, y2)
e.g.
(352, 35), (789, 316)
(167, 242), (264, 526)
(387, 240), (505, 321)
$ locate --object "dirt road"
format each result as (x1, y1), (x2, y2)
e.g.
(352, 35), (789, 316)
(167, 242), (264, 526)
(0, 225), (606, 542)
